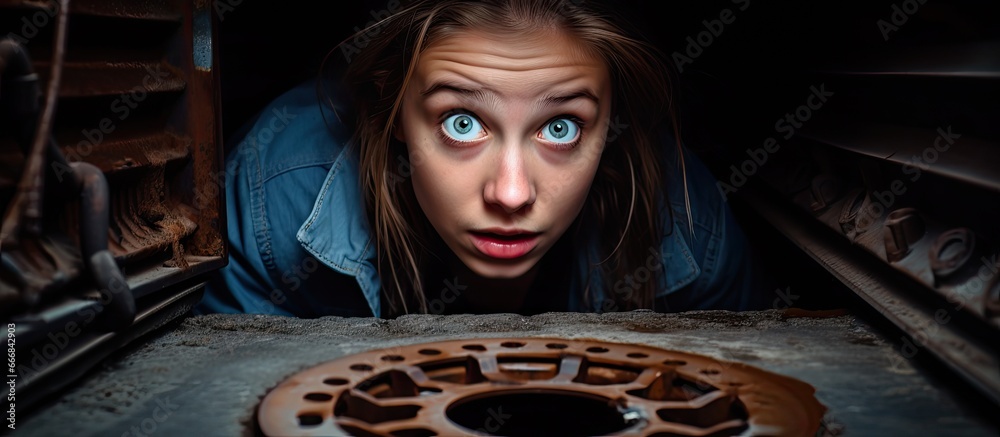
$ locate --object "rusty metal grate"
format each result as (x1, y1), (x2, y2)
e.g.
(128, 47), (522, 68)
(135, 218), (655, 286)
(257, 338), (826, 436)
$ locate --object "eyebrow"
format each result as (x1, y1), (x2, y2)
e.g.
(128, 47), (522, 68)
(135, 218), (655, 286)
(420, 81), (600, 107)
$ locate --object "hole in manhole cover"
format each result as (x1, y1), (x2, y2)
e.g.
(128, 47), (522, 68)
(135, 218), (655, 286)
(447, 390), (629, 435)
(256, 338), (826, 436)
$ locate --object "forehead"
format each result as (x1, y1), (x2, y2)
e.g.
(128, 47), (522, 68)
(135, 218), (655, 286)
(412, 28), (610, 100)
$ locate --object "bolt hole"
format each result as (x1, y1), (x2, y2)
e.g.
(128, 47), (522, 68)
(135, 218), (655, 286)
(501, 341), (525, 348)
(381, 355), (405, 362)
(462, 344), (487, 351)
(586, 347), (609, 353)
(303, 393), (333, 402)
(418, 349), (441, 355)
(663, 360), (687, 366)
(931, 228), (975, 277)
(700, 368), (720, 375)
(938, 239), (968, 263)
(546, 343), (568, 349)
(350, 364), (374, 371)
(887, 207), (917, 221)
(627, 352), (649, 359)
(297, 413), (323, 427)
(323, 378), (349, 386)
(985, 276), (1000, 317)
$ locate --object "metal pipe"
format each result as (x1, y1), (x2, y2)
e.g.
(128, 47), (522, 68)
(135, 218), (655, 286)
(72, 162), (135, 331)
(73, 162), (110, 262)
(0, 0), (70, 245)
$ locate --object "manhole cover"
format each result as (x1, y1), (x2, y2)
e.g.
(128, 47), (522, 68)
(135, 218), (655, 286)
(256, 338), (826, 436)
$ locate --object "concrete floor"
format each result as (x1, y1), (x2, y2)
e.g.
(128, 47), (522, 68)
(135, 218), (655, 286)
(15, 310), (1000, 436)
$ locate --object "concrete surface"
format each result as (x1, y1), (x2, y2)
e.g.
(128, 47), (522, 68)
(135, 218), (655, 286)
(14, 310), (1000, 436)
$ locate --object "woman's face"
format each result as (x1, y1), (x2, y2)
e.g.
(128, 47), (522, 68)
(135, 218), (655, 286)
(397, 27), (612, 280)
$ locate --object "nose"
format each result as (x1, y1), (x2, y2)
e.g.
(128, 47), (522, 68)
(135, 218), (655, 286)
(483, 144), (536, 214)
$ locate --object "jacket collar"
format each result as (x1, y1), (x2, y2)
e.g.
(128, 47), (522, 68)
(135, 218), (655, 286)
(296, 140), (382, 317)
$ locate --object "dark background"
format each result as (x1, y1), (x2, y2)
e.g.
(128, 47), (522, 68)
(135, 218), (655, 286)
(217, 0), (998, 147)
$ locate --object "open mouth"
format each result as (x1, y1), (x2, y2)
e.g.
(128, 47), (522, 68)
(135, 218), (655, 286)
(469, 231), (541, 259)
(470, 231), (540, 241)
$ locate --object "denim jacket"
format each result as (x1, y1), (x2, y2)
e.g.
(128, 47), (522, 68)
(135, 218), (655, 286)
(194, 80), (769, 318)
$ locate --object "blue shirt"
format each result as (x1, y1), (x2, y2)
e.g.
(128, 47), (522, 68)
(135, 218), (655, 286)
(194, 80), (770, 318)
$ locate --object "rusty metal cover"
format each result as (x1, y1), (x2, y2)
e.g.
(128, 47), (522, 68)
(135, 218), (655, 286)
(257, 338), (826, 436)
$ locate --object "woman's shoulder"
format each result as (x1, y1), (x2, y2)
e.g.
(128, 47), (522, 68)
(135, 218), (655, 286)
(224, 78), (367, 252)
(226, 79), (353, 182)
(205, 80), (377, 316)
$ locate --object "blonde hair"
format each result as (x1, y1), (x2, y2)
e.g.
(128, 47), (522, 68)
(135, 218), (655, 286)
(325, 0), (689, 317)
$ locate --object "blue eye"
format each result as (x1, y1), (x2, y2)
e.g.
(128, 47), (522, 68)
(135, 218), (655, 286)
(540, 118), (580, 144)
(442, 113), (485, 142)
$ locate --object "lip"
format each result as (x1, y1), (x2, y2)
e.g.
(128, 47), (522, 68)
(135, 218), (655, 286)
(469, 229), (541, 259)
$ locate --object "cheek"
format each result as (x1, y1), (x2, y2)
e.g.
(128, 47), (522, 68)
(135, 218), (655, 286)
(539, 161), (600, 218)
(409, 152), (446, 210)
(407, 146), (475, 222)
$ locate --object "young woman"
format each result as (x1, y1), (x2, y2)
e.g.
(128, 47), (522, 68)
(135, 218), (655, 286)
(195, 0), (770, 318)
